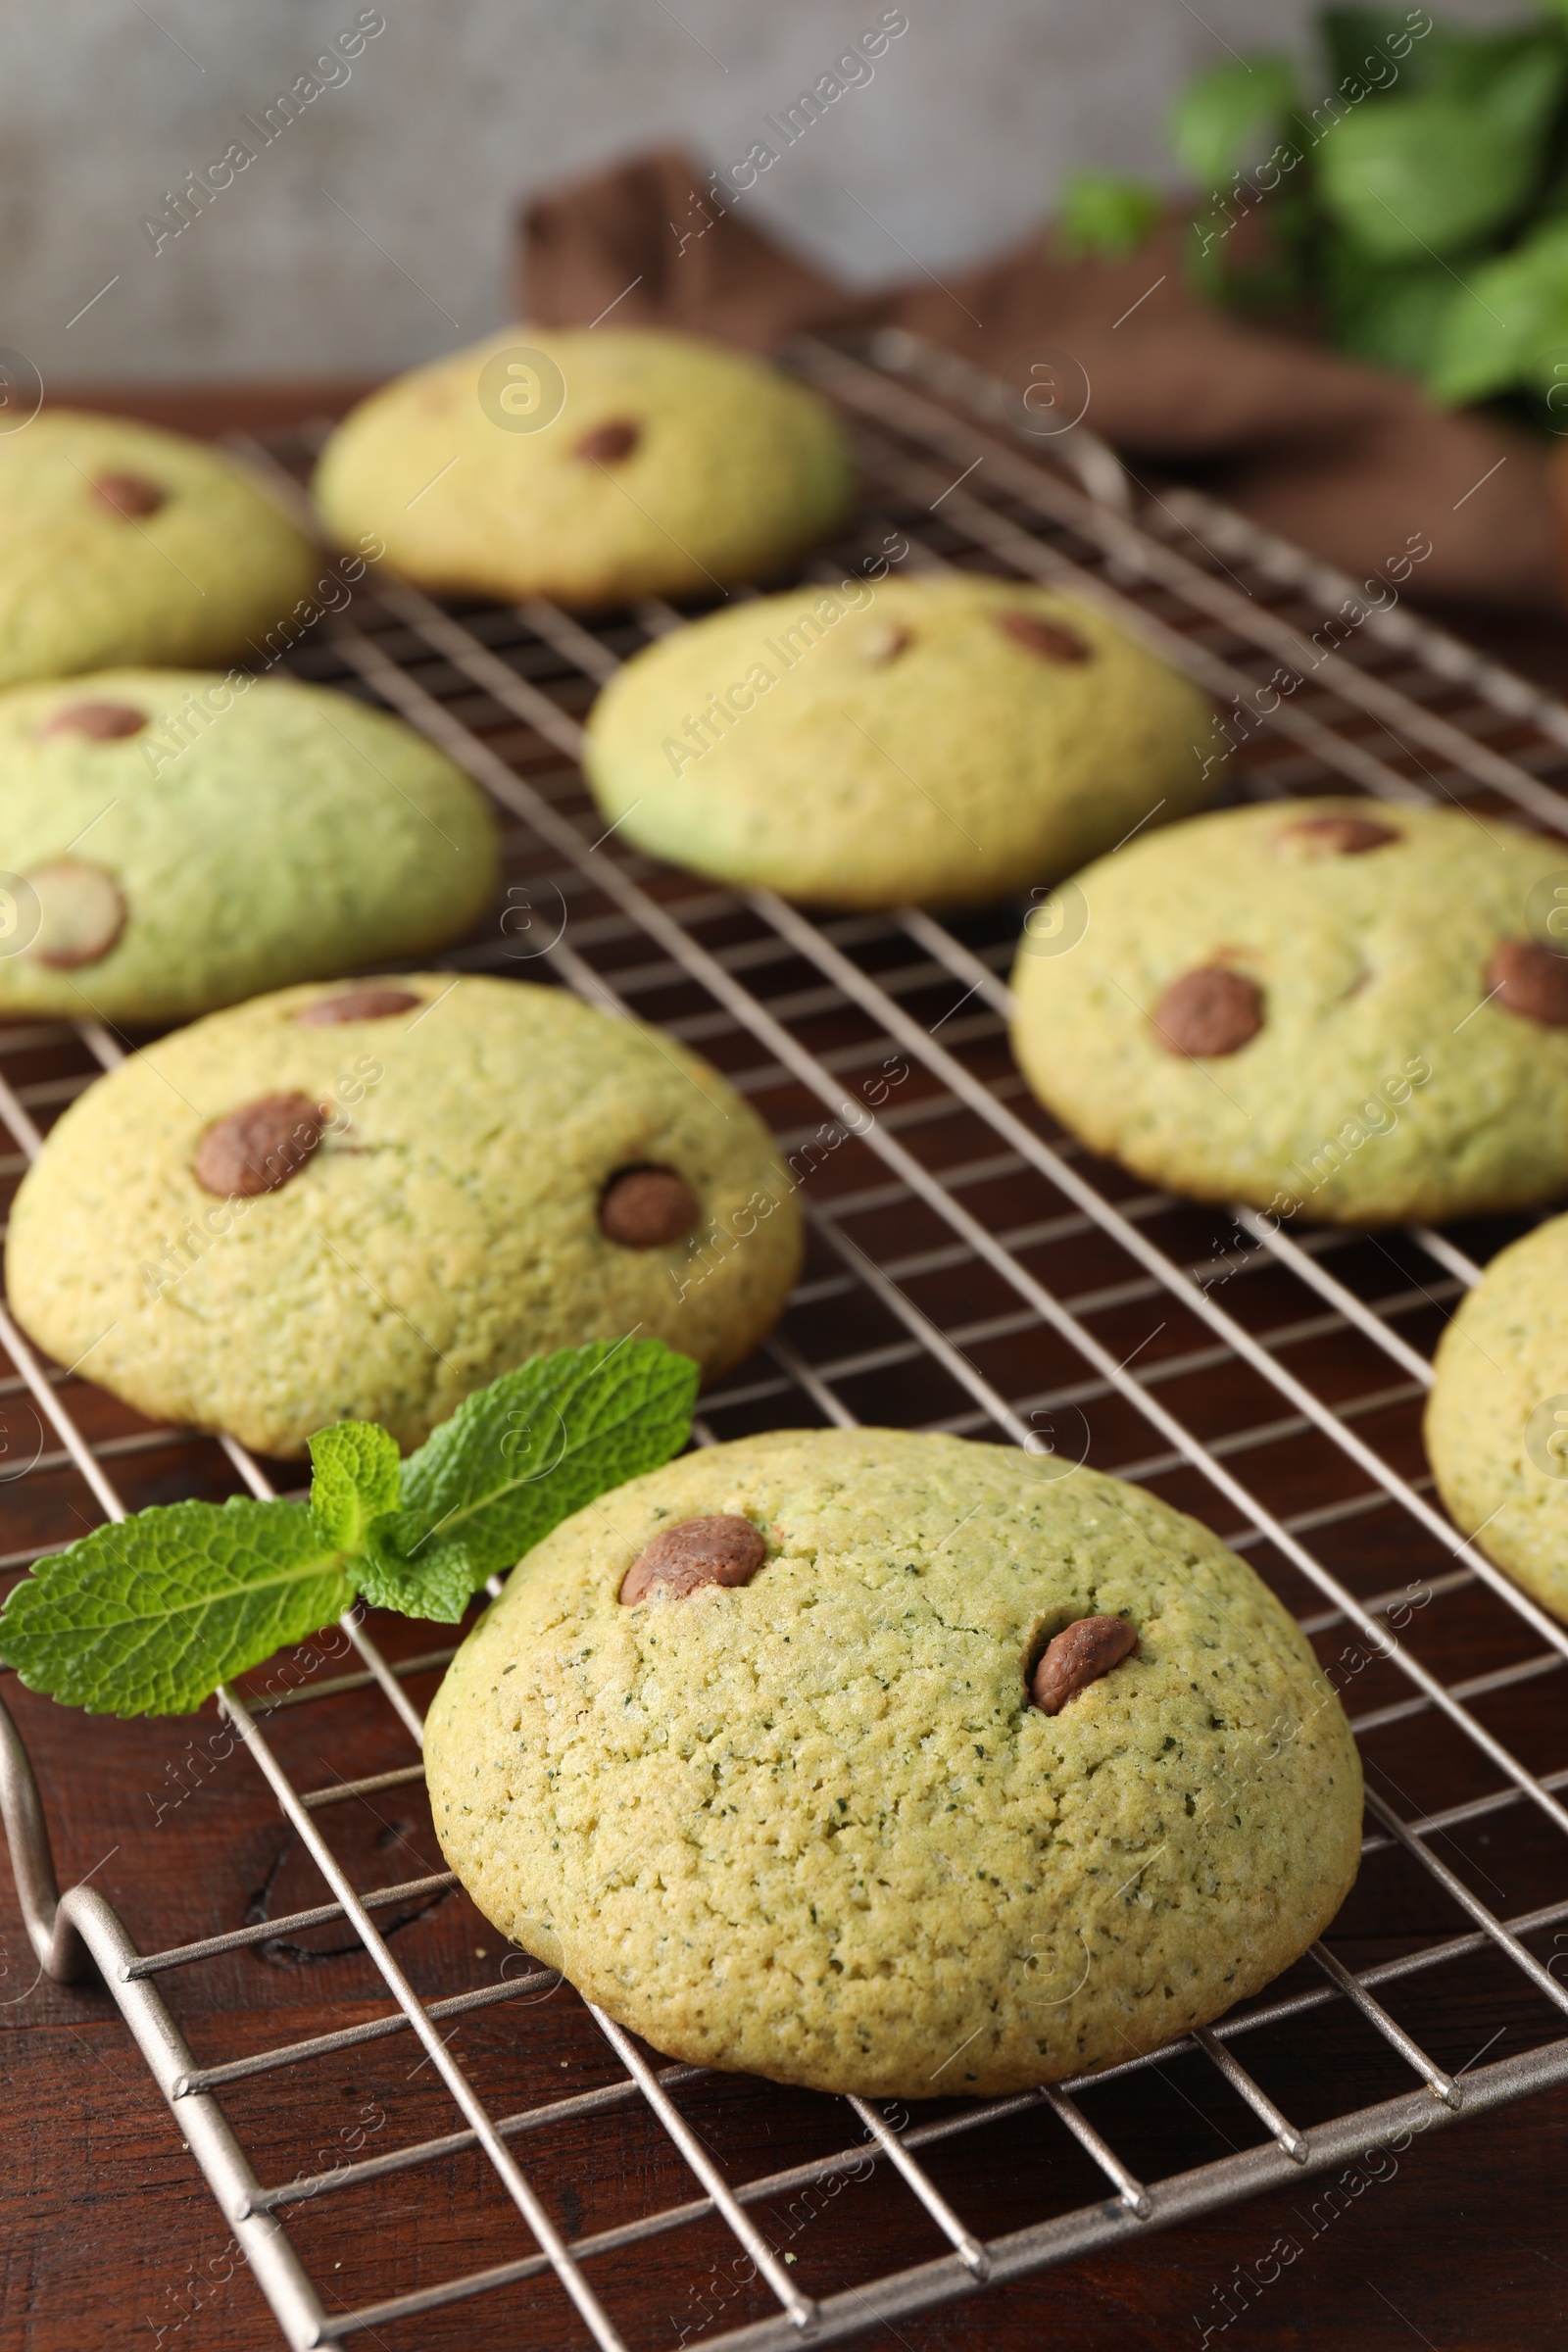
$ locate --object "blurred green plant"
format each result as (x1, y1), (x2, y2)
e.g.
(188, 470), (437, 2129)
(1055, 3), (1568, 424)
(1055, 170), (1165, 260)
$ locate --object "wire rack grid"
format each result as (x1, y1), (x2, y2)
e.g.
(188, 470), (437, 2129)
(5, 330), (1568, 2348)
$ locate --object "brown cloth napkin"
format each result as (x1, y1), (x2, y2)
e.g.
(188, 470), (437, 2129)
(521, 148), (1564, 615)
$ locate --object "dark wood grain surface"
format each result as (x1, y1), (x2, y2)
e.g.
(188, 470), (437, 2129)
(4, 384), (1568, 2352)
(10, 1611), (1568, 2352)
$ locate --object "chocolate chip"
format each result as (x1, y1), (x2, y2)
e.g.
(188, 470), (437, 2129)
(37, 700), (146, 742)
(25, 863), (126, 968)
(996, 609), (1093, 663)
(91, 470), (166, 518)
(574, 418), (641, 464)
(193, 1094), (325, 1199)
(599, 1165), (700, 1248)
(620, 1514), (767, 1604)
(859, 621), (910, 667)
(1030, 1616), (1139, 1714)
(294, 987), (422, 1026)
(1488, 938), (1568, 1028)
(1153, 966), (1264, 1057)
(1277, 811), (1400, 858)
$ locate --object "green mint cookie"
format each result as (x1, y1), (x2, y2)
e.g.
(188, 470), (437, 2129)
(0, 668), (498, 1021)
(6, 975), (802, 1457)
(424, 1427), (1361, 2097)
(0, 410), (318, 685)
(314, 327), (852, 610)
(1011, 799), (1568, 1223)
(583, 574), (1221, 906)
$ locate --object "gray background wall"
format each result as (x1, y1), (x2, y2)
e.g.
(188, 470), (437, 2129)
(2, 0), (1523, 387)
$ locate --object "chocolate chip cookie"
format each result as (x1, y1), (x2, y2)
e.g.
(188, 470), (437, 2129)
(1010, 798), (1568, 1224)
(582, 574), (1222, 906)
(0, 410), (318, 686)
(1426, 1212), (1568, 1620)
(424, 1427), (1362, 2097)
(5, 976), (802, 1456)
(312, 327), (852, 609)
(0, 669), (499, 1021)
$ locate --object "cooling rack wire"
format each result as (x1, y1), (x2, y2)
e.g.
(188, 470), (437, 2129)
(5, 330), (1568, 2347)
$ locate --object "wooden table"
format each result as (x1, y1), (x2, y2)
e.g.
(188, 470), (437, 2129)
(10, 1590), (1568, 2352)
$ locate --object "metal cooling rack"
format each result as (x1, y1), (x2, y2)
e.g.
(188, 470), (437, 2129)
(7, 330), (1568, 2348)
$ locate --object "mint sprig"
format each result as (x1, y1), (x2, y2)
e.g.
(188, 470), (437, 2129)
(0, 1339), (698, 1718)
(1072, 6), (1568, 424)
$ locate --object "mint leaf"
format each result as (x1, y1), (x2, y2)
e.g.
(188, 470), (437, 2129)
(357, 1510), (486, 1623)
(1170, 56), (1298, 187)
(1322, 14), (1565, 105)
(309, 1421), (401, 1551)
(1319, 11), (1436, 93)
(1321, 244), (1470, 376)
(1316, 89), (1549, 262)
(1055, 171), (1163, 261)
(1425, 217), (1568, 404)
(357, 1339), (699, 1622)
(1419, 25), (1568, 125)
(0, 1498), (353, 1717)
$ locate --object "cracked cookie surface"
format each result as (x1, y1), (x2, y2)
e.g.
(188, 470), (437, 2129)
(424, 1428), (1361, 2096)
